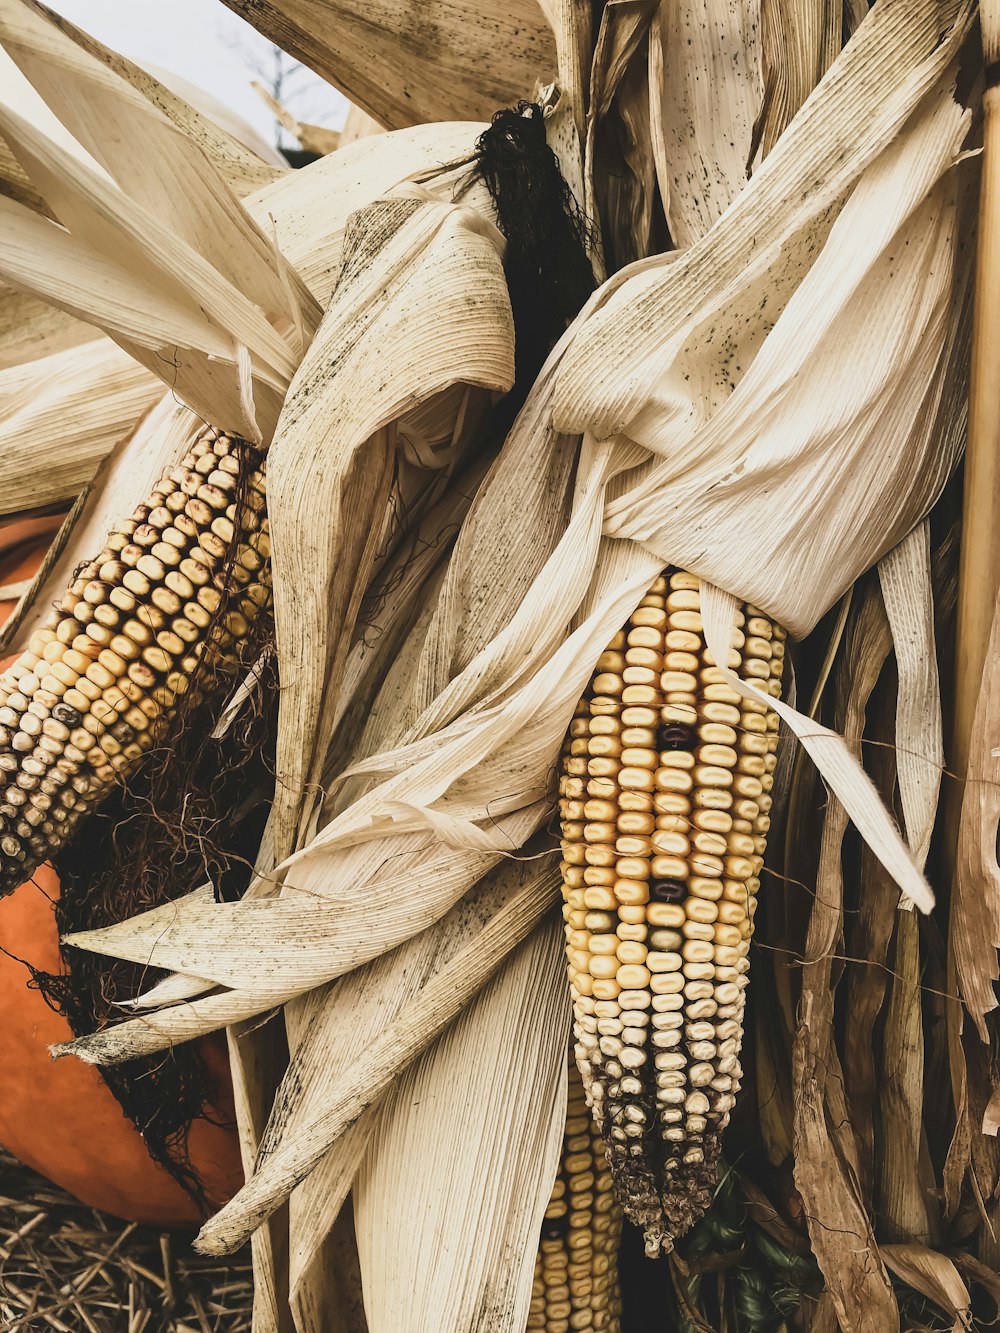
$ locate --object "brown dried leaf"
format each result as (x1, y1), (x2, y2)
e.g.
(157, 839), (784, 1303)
(880, 1244), (971, 1331)
(793, 574), (899, 1331)
(952, 585), (1000, 1039)
(877, 910), (932, 1243)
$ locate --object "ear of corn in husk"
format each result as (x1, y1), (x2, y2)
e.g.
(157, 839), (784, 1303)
(59, 2), (974, 1038)
(0, 422), (270, 893)
(4, 3), (985, 1328)
(560, 568), (784, 1252)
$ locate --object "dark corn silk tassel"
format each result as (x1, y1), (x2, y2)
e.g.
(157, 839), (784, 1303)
(0, 426), (271, 896)
(558, 571), (785, 1253)
(528, 1058), (623, 1332)
(469, 100), (595, 392)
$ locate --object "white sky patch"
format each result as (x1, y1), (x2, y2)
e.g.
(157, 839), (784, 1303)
(44, 0), (348, 150)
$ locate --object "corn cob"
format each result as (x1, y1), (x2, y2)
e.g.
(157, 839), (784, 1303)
(528, 1057), (623, 1333)
(559, 570), (784, 1255)
(0, 426), (270, 896)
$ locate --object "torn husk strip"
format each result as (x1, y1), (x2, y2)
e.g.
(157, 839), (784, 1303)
(0, 337), (162, 514)
(792, 581), (900, 1331)
(952, 582), (1000, 1042)
(191, 858), (561, 1254)
(353, 920), (569, 1333)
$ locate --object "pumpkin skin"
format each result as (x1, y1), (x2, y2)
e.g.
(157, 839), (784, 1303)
(0, 518), (244, 1226)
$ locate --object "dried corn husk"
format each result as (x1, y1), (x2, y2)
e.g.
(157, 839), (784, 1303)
(0, 282), (96, 367)
(220, 0), (556, 129)
(648, 0), (763, 248)
(265, 190), (513, 855)
(352, 919), (568, 1333)
(0, 3), (492, 447)
(881, 1245), (972, 1332)
(62, 5), (977, 1032)
(27, 0), (286, 192)
(0, 337), (162, 513)
(192, 852), (561, 1254)
(792, 592), (900, 1332)
(952, 586), (1000, 1041)
(249, 121), (487, 307)
(0, 0), (318, 441)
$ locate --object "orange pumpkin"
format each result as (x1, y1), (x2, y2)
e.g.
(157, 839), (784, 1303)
(0, 517), (243, 1226)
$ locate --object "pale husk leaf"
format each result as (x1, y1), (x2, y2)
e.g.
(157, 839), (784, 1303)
(352, 920), (568, 1333)
(191, 858), (561, 1253)
(0, 337), (162, 514)
(264, 192), (513, 855)
(0, 119), (489, 649)
(0, 0), (309, 330)
(218, 0), (555, 130)
(555, 1), (973, 455)
(279, 850), (561, 1297)
(878, 520), (943, 883)
(569, 83), (971, 639)
(756, 0), (843, 156)
(35, 3), (287, 193)
(0, 0), (318, 440)
(648, 0), (763, 248)
(0, 281), (95, 367)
